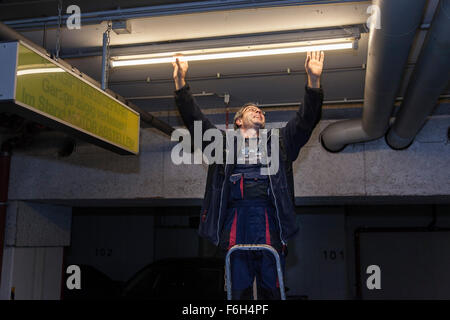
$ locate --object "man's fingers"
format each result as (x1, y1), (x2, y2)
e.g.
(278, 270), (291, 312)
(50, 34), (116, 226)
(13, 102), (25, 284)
(320, 51), (324, 62)
(174, 56), (189, 70)
(311, 51), (321, 61)
(172, 56), (184, 68)
(305, 51), (311, 68)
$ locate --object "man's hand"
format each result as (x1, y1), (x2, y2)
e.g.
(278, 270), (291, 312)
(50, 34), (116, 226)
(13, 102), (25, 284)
(305, 51), (324, 88)
(172, 55), (189, 90)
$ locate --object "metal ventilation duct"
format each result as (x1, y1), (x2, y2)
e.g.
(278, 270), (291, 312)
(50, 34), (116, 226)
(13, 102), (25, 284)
(386, 0), (450, 150)
(319, 0), (427, 152)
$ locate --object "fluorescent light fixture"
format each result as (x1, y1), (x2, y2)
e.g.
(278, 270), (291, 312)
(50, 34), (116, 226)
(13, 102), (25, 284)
(111, 38), (354, 67)
(17, 67), (65, 76)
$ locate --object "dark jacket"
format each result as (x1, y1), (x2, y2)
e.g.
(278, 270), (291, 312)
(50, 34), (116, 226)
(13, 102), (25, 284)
(174, 83), (323, 247)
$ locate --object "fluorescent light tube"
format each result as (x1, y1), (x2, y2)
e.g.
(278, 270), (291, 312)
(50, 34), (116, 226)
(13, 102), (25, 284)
(17, 67), (65, 76)
(111, 41), (353, 67)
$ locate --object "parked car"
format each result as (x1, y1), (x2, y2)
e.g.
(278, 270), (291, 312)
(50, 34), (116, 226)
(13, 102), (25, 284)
(121, 257), (226, 300)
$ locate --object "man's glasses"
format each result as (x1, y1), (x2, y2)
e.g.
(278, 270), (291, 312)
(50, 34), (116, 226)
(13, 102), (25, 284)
(243, 107), (266, 116)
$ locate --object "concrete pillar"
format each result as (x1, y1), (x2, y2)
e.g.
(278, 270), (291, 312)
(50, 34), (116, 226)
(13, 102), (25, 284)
(0, 201), (71, 300)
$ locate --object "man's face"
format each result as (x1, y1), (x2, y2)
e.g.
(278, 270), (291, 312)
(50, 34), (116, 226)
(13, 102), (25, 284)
(238, 105), (265, 129)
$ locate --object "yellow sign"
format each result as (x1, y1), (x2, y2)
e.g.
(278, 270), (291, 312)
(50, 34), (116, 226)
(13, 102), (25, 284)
(14, 42), (139, 154)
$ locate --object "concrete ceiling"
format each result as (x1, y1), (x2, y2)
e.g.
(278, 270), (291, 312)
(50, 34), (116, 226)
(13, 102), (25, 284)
(0, 0), (216, 20)
(2, 0), (448, 128)
(19, 1), (371, 47)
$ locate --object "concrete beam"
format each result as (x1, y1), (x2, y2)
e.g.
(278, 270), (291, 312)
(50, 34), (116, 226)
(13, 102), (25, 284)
(6, 114), (450, 204)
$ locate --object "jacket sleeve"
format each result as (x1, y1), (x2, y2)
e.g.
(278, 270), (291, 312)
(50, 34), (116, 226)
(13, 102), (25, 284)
(281, 85), (323, 162)
(174, 83), (220, 150)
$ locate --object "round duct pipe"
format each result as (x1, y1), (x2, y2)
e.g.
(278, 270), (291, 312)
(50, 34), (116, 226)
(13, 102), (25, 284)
(386, 0), (450, 150)
(319, 0), (427, 152)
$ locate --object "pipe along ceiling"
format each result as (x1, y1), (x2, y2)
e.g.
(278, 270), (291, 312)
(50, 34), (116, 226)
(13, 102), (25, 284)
(320, 0), (450, 152)
(385, 0), (450, 150)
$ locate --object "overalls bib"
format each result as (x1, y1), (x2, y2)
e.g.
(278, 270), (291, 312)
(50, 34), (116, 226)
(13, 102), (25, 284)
(222, 161), (286, 300)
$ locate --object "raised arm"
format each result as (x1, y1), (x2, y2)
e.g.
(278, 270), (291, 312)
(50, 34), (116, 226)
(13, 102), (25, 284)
(281, 51), (324, 162)
(172, 57), (218, 147)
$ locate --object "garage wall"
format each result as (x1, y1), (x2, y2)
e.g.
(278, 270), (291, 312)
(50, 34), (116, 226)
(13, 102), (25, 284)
(65, 214), (155, 282)
(285, 208), (347, 299)
(6, 113), (450, 204)
(57, 203), (450, 299)
(346, 205), (450, 299)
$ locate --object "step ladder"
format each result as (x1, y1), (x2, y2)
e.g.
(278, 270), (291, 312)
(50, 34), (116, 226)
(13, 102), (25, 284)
(225, 244), (286, 300)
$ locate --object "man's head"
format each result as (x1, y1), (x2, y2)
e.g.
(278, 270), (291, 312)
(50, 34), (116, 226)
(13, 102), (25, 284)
(233, 102), (266, 130)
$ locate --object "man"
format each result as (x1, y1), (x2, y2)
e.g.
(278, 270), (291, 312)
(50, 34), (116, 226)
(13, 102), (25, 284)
(172, 51), (324, 299)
